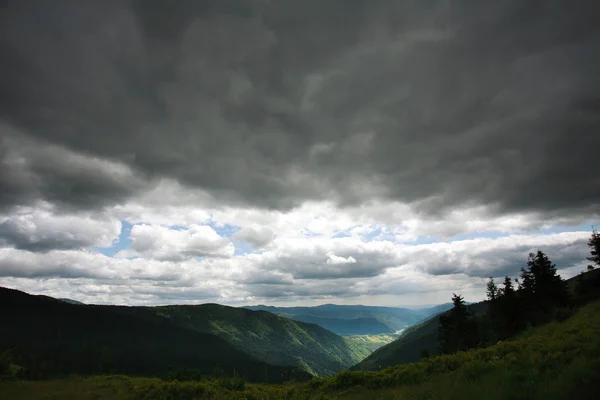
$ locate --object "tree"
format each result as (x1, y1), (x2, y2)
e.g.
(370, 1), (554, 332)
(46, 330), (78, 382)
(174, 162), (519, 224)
(438, 294), (479, 354)
(486, 277), (498, 301)
(502, 275), (515, 296)
(519, 250), (570, 322)
(588, 229), (600, 267)
(520, 251), (561, 293)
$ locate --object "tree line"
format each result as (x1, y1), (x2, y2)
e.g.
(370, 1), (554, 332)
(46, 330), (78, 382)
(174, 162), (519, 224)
(438, 229), (600, 355)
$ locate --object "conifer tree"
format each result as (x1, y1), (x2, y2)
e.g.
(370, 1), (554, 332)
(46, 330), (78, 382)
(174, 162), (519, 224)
(502, 275), (515, 296)
(486, 277), (498, 301)
(587, 228), (600, 267)
(438, 294), (479, 354)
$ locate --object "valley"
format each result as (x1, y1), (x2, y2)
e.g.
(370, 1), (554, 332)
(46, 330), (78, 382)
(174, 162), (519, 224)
(0, 287), (447, 380)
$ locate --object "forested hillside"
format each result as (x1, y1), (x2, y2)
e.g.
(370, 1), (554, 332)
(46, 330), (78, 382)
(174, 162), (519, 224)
(107, 303), (371, 376)
(0, 288), (377, 378)
(0, 287), (310, 383)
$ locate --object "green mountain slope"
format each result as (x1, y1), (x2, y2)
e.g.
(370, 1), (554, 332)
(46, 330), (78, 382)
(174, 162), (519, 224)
(245, 304), (429, 336)
(0, 287), (310, 383)
(352, 269), (598, 372)
(110, 303), (371, 376)
(352, 301), (489, 371)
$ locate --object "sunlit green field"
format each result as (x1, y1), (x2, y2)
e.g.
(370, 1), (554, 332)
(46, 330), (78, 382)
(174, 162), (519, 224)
(3, 299), (600, 400)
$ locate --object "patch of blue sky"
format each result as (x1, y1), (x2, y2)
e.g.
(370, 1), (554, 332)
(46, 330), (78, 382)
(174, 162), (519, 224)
(209, 222), (240, 238)
(168, 222), (240, 237)
(332, 231), (352, 238)
(233, 240), (254, 256)
(96, 220), (133, 256)
(362, 227), (384, 241)
(302, 229), (324, 238)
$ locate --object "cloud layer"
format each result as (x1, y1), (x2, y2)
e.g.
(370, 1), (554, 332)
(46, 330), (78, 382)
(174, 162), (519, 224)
(0, 1), (598, 305)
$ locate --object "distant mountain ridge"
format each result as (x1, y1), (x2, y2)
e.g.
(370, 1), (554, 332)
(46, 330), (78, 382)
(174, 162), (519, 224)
(244, 303), (453, 336)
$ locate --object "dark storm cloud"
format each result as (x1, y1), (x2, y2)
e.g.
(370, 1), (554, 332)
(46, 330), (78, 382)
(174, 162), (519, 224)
(1, 0), (599, 216)
(0, 127), (148, 211)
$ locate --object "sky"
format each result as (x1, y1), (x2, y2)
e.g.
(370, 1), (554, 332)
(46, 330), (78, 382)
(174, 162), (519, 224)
(0, 0), (599, 307)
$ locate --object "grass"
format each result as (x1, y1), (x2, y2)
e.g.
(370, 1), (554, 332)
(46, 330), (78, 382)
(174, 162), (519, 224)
(3, 299), (600, 399)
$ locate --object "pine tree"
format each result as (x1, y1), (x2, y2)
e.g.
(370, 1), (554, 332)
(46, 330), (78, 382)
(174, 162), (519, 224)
(486, 277), (498, 301)
(438, 294), (479, 354)
(519, 250), (570, 322)
(502, 275), (515, 296)
(587, 229), (600, 267)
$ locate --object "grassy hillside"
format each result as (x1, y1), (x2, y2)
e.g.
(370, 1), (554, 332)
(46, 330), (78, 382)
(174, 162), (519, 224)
(111, 303), (371, 376)
(245, 304), (430, 336)
(0, 287), (310, 383)
(3, 298), (599, 399)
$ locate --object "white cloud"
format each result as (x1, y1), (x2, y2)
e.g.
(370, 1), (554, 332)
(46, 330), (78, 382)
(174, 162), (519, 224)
(1, 187), (596, 306)
(0, 203), (121, 251)
(119, 224), (234, 261)
(325, 251), (357, 265)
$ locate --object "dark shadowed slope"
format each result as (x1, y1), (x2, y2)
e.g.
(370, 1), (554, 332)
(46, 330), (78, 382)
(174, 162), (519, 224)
(109, 303), (371, 376)
(0, 287), (310, 382)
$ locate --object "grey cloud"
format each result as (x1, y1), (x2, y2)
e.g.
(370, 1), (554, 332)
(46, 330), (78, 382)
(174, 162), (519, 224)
(234, 225), (274, 248)
(412, 236), (589, 278)
(0, 208), (120, 252)
(266, 251), (395, 280)
(0, 0), (599, 220)
(0, 129), (149, 212)
(0, 249), (107, 279)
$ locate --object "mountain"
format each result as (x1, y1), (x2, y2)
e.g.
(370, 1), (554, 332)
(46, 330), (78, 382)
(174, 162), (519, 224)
(4, 294), (600, 399)
(351, 301), (489, 371)
(244, 304), (428, 336)
(0, 287), (376, 377)
(273, 315), (395, 336)
(0, 287), (310, 382)
(107, 303), (372, 376)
